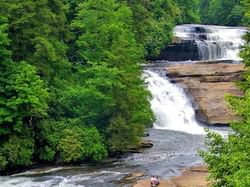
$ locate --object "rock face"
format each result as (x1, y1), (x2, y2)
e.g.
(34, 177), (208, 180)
(166, 63), (245, 125)
(149, 37), (200, 61)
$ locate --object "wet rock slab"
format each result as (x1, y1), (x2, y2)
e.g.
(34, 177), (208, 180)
(133, 166), (209, 187)
(166, 63), (245, 125)
(170, 166), (209, 187)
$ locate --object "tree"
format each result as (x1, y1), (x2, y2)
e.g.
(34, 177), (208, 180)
(0, 0), (71, 82)
(0, 17), (49, 137)
(72, 0), (154, 152)
(175, 0), (200, 24)
(0, 16), (49, 171)
(242, 0), (250, 25)
(199, 0), (210, 23)
(121, 0), (180, 57)
(200, 0), (245, 26)
(145, 0), (180, 57)
(37, 119), (107, 163)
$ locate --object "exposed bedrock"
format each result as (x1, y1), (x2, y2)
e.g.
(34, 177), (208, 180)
(149, 37), (200, 61)
(133, 166), (209, 187)
(165, 63), (245, 125)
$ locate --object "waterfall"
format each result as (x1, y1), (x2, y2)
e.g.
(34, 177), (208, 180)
(174, 24), (247, 61)
(144, 70), (205, 135)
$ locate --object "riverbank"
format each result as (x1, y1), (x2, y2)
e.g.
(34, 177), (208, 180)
(133, 165), (209, 187)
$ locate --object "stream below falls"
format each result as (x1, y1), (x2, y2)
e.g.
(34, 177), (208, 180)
(0, 128), (229, 187)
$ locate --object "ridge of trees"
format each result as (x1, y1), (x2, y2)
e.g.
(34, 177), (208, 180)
(0, 0), (199, 172)
(200, 0), (249, 26)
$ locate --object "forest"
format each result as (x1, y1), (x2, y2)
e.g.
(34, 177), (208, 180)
(0, 1), (249, 185)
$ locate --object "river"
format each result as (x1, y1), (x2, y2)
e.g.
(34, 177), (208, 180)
(0, 24), (247, 187)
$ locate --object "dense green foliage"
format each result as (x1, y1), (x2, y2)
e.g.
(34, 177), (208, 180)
(121, 0), (179, 57)
(0, 15), (49, 170)
(200, 0), (249, 26)
(38, 119), (107, 163)
(71, 0), (154, 151)
(175, 0), (200, 24)
(0, 0), (197, 172)
(0, 0), (202, 172)
(122, 0), (201, 57)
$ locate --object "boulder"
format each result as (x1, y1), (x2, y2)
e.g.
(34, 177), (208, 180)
(139, 140), (154, 148)
(115, 172), (145, 186)
(124, 172), (145, 181)
(166, 63), (245, 125)
(128, 140), (154, 153)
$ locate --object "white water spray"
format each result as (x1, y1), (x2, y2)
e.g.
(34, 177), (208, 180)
(174, 24), (247, 61)
(144, 70), (205, 134)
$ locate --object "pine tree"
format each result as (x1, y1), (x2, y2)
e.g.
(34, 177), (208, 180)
(0, 0), (71, 82)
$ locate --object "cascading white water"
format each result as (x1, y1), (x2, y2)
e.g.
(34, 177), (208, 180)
(174, 24), (247, 61)
(144, 70), (205, 135)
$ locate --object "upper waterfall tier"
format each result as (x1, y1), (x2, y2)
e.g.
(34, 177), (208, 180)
(152, 24), (247, 62)
(174, 24), (247, 61)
